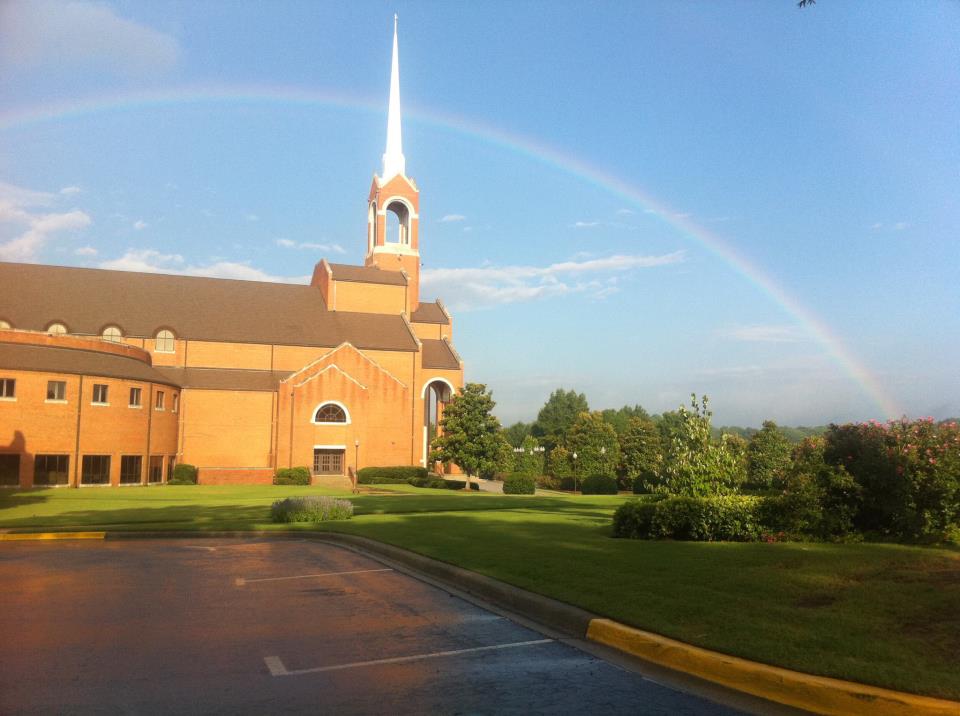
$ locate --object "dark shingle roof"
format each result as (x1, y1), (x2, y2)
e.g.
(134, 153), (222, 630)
(155, 367), (290, 392)
(328, 263), (407, 286)
(410, 300), (449, 324)
(421, 339), (460, 370)
(0, 341), (179, 387)
(0, 262), (418, 351)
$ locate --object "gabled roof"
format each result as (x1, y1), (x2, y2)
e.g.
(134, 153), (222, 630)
(0, 262), (419, 351)
(410, 300), (449, 325)
(421, 339), (460, 370)
(327, 263), (407, 286)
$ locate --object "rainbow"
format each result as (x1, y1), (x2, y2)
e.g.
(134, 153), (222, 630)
(0, 85), (902, 418)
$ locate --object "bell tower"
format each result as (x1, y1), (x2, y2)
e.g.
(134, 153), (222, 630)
(365, 15), (421, 311)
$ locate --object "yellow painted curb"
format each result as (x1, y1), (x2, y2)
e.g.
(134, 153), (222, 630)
(0, 532), (106, 541)
(587, 619), (960, 716)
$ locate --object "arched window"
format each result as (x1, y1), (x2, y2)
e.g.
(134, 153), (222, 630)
(313, 402), (348, 424)
(0, 320), (10, 330)
(367, 201), (377, 253)
(102, 325), (123, 343)
(155, 329), (175, 353)
(46, 322), (67, 335)
(384, 199), (411, 245)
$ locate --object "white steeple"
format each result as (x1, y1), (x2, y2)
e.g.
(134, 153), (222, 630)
(381, 14), (406, 180)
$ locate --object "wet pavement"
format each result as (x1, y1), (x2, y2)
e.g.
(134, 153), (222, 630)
(1, 539), (750, 714)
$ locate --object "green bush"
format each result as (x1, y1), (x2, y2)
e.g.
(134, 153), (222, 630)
(581, 474), (618, 495)
(406, 476), (479, 490)
(273, 467), (311, 485)
(166, 463), (197, 484)
(503, 473), (536, 494)
(357, 466), (428, 483)
(614, 495), (764, 541)
(632, 472), (656, 494)
(535, 474), (561, 490)
(270, 495), (353, 523)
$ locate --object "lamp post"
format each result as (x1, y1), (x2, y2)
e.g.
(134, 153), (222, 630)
(572, 451), (578, 495)
(353, 438), (360, 493)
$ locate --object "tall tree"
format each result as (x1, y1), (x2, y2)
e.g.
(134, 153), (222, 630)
(430, 383), (505, 488)
(747, 420), (793, 488)
(567, 411), (620, 479)
(619, 417), (662, 491)
(512, 435), (545, 478)
(601, 404), (651, 435)
(532, 389), (589, 450)
(503, 421), (532, 448)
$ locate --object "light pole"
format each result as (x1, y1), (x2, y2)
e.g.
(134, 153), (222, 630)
(572, 451), (578, 494)
(353, 438), (360, 493)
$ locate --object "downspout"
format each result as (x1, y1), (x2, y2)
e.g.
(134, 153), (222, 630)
(72, 376), (84, 488)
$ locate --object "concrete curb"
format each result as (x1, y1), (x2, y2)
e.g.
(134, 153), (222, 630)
(6, 529), (960, 715)
(0, 531), (105, 541)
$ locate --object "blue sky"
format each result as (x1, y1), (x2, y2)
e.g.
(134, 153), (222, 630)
(1, 1), (958, 426)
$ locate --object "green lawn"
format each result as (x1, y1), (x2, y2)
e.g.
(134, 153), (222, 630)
(2, 485), (958, 700)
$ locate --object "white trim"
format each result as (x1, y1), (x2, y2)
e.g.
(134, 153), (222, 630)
(296, 364), (367, 391)
(0, 397), (17, 402)
(128, 404), (142, 409)
(90, 402), (110, 407)
(44, 399), (68, 405)
(420, 377), (456, 399)
(370, 243), (418, 257)
(282, 342), (406, 389)
(313, 444), (346, 450)
(310, 400), (351, 425)
(153, 348), (176, 355)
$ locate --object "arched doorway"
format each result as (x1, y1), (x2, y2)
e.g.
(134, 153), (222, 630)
(422, 379), (454, 470)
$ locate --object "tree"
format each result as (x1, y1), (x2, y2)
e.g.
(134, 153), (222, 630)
(567, 411), (620, 480)
(503, 421), (532, 448)
(547, 445), (574, 482)
(600, 404), (651, 436)
(619, 417), (662, 491)
(512, 435), (545, 478)
(531, 389), (588, 450)
(430, 383), (505, 488)
(746, 420), (793, 489)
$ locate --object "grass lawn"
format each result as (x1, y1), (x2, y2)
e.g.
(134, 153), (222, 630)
(2, 485), (958, 700)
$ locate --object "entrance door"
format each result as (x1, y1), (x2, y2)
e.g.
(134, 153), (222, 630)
(313, 449), (344, 475)
(0, 454), (20, 487)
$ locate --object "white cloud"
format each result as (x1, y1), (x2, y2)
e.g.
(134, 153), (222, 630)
(572, 221), (601, 228)
(99, 249), (309, 284)
(871, 222), (884, 230)
(74, 245), (97, 256)
(59, 185), (82, 196)
(421, 251), (685, 310)
(439, 214), (466, 223)
(0, 0), (180, 74)
(616, 208), (635, 216)
(133, 219), (148, 231)
(245, 213), (259, 222)
(274, 238), (345, 254)
(723, 324), (807, 343)
(0, 181), (91, 261)
(892, 221), (910, 231)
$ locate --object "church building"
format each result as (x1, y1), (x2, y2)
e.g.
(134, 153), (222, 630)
(0, 21), (464, 489)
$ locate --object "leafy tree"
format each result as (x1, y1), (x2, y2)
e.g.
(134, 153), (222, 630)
(746, 420), (793, 489)
(547, 445), (574, 481)
(620, 417), (662, 491)
(653, 409), (686, 445)
(430, 383), (506, 488)
(512, 435), (545, 478)
(601, 404), (651, 435)
(649, 394), (746, 497)
(503, 421), (532, 448)
(531, 389), (588, 450)
(567, 411), (620, 479)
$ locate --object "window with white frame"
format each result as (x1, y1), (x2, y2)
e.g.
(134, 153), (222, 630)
(92, 384), (108, 404)
(46, 380), (66, 401)
(129, 387), (142, 407)
(102, 325), (123, 343)
(172, 393), (179, 413)
(155, 329), (175, 353)
(46, 322), (67, 335)
(0, 320), (10, 329)
(155, 390), (165, 410)
(0, 378), (15, 399)
(313, 403), (347, 423)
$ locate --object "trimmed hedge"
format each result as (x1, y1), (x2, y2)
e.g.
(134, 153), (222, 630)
(273, 466), (311, 486)
(503, 473), (536, 495)
(582, 474), (618, 495)
(613, 495), (765, 541)
(407, 476), (479, 491)
(270, 496), (353, 523)
(167, 463), (198, 485)
(357, 466), (428, 483)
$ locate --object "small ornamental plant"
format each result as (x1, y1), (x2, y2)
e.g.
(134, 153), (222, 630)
(270, 496), (353, 523)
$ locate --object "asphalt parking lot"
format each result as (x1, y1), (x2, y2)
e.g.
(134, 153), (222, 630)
(1, 539), (753, 715)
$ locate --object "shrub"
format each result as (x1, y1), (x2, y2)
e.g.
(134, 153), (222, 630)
(581, 474), (617, 495)
(357, 466), (428, 483)
(614, 495), (764, 541)
(406, 476), (479, 490)
(167, 463), (198, 485)
(632, 472), (656, 494)
(503, 473), (536, 494)
(535, 474), (561, 490)
(273, 466), (311, 485)
(270, 496), (353, 523)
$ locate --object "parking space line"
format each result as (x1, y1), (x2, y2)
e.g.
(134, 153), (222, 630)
(264, 639), (554, 677)
(235, 567), (393, 587)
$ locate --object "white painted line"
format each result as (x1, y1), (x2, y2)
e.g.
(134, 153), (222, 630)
(182, 545), (216, 551)
(264, 639), (554, 677)
(235, 567), (393, 587)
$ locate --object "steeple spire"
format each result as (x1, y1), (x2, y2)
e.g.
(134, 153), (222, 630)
(382, 14), (406, 180)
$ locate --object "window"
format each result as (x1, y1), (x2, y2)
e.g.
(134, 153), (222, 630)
(92, 384), (109, 404)
(102, 325), (122, 343)
(314, 403), (347, 423)
(148, 456), (164, 483)
(155, 329), (175, 353)
(313, 449), (344, 475)
(0, 320), (10, 329)
(172, 393), (179, 413)
(120, 455), (142, 485)
(46, 322), (67, 335)
(129, 387), (142, 407)
(34, 455), (69, 486)
(46, 380), (66, 402)
(0, 455), (20, 487)
(81, 455), (110, 485)
(0, 378), (15, 399)
(155, 390), (165, 410)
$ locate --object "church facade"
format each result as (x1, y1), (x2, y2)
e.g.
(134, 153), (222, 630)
(0, 22), (463, 489)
